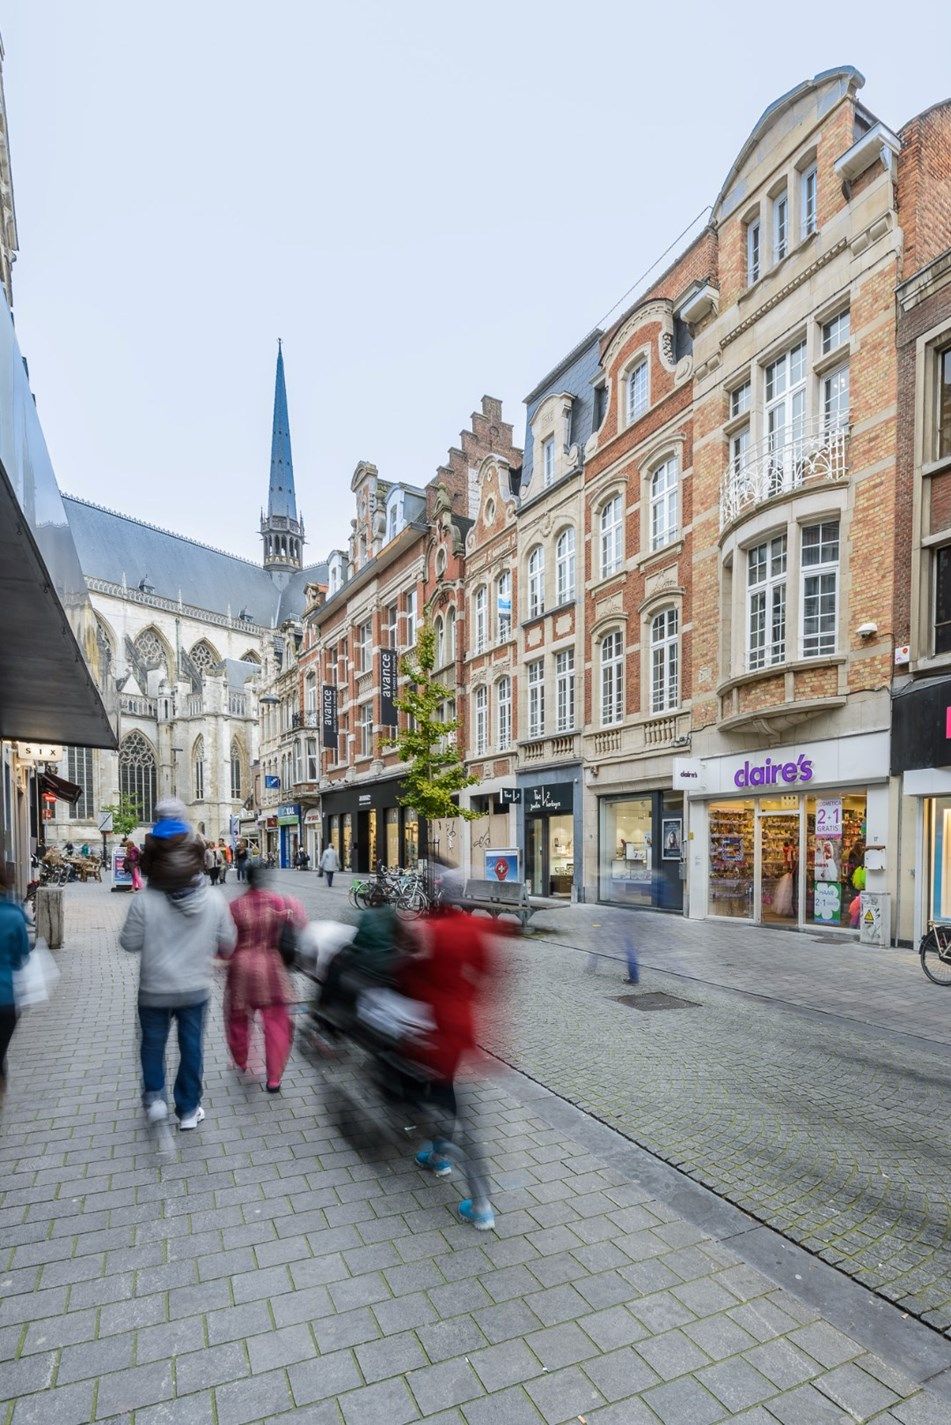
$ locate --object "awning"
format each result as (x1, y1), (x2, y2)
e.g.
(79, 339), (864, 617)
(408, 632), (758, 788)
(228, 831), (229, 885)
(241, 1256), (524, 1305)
(40, 771), (83, 805)
(303, 809), (321, 824)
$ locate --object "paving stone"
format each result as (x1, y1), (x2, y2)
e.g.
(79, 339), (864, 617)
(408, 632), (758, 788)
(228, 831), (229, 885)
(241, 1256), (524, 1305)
(767, 1381), (862, 1423)
(696, 1358), (777, 1412)
(524, 1362), (606, 1424)
(467, 1339), (544, 1392)
(525, 1282), (590, 1326)
(407, 1357), (485, 1413)
(583, 1400), (665, 1425)
(524, 1320), (599, 1370)
(372, 1289), (439, 1337)
(461, 1384), (546, 1425)
(340, 1376), (421, 1425)
(135, 1389), (217, 1424)
(642, 1374), (728, 1425)
(10, 1380), (96, 1425)
(891, 1392), (951, 1425)
(95, 1359), (175, 1416)
(743, 1337), (820, 1389)
(314, 1305), (381, 1353)
(635, 1327), (712, 1382)
(206, 1300), (273, 1346)
(216, 1366), (295, 1425)
(355, 1329), (429, 1383)
(21, 1307), (98, 1354)
(0, 1350), (56, 1396)
(288, 1348), (363, 1405)
(57, 1330), (136, 1384)
(578, 1304), (649, 1351)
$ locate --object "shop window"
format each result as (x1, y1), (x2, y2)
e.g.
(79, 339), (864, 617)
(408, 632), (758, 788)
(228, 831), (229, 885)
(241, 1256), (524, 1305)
(709, 800), (754, 918)
(527, 546), (545, 619)
(497, 570), (512, 640)
(935, 546), (951, 655)
(805, 791), (867, 927)
(473, 586), (488, 653)
(600, 630), (624, 726)
(474, 686), (488, 755)
(496, 676), (512, 750)
(527, 659), (545, 738)
(747, 534), (787, 669)
(650, 609), (679, 713)
(938, 346), (951, 460)
(403, 809), (419, 868)
(555, 650), (575, 733)
(600, 797), (653, 905)
(801, 521), (839, 658)
(600, 494), (623, 578)
(555, 528), (575, 604)
(67, 746), (94, 820)
(627, 358), (648, 423)
(650, 459), (679, 551)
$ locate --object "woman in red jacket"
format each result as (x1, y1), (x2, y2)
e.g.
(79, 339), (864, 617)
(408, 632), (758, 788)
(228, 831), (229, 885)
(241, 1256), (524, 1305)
(225, 864), (306, 1092)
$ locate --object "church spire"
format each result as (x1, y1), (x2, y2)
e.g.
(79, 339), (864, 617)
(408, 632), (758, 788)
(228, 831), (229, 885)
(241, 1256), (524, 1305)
(261, 340), (304, 575)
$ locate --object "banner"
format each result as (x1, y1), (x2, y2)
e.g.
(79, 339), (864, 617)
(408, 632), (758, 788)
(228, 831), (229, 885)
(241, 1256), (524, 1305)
(379, 648), (398, 729)
(321, 684), (338, 750)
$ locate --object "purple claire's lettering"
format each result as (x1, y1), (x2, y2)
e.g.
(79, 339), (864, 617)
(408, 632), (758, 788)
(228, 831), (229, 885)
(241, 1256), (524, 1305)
(733, 753), (814, 789)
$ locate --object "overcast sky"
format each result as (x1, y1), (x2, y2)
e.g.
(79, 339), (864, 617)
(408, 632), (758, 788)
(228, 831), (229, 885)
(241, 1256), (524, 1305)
(4, 1), (951, 564)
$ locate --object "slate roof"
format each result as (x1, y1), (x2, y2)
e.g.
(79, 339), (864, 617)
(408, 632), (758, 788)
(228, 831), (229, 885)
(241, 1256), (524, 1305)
(521, 329), (602, 490)
(63, 496), (326, 628)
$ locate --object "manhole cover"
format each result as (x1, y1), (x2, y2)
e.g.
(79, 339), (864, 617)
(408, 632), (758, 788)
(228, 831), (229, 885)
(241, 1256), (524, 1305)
(615, 992), (698, 1012)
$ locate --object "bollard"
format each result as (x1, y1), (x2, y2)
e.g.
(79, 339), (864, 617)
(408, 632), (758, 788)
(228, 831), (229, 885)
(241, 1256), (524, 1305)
(624, 939), (639, 985)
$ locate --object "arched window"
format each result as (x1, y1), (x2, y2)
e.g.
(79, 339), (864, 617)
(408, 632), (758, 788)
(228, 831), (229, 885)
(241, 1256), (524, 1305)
(600, 495), (623, 577)
(134, 627), (166, 674)
(600, 631), (624, 726)
(650, 459), (679, 551)
(496, 675), (512, 750)
(651, 609), (679, 713)
(627, 358), (648, 423)
(119, 732), (156, 824)
(190, 639), (219, 673)
(434, 616), (445, 668)
(555, 528), (575, 604)
(230, 739), (243, 800)
(193, 736), (205, 801)
(474, 686), (488, 755)
(446, 606), (456, 662)
(496, 570), (512, 640)
(241, 649), (261, 665)
(527, 546), (545, 619)
(474, 587), (488, 653)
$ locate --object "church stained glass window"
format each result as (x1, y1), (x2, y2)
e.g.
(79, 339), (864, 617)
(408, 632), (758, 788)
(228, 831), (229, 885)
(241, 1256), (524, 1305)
(134, 628), (166, 672)
(190, 640), (219, 672)
(118, 732), (155, 824)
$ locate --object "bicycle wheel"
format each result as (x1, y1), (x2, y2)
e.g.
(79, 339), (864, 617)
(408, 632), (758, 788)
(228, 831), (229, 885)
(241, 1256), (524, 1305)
(920, 930), (951, 986)
(349, 882), (368, 910)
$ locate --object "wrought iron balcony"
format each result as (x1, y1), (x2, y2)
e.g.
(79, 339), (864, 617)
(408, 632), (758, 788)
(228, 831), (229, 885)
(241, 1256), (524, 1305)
(720, 419), (849, 531)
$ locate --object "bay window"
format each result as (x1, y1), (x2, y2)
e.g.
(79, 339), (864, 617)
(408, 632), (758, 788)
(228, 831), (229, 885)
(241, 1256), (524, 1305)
(801, 521), (839, 658)
(650, 609), (679, 713)
(600, 631), (624, 726)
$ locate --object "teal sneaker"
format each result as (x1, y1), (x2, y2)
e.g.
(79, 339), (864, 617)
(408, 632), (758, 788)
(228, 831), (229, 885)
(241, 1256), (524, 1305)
(415, 1143), (452, 1178)
(458, 1198), (495, 1231)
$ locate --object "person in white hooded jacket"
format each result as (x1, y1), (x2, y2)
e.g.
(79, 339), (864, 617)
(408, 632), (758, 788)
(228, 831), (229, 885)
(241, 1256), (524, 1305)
(120, 879), (236, 1128)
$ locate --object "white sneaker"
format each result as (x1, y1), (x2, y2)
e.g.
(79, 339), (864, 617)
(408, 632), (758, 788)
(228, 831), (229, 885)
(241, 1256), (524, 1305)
(179, 1105), (205, 1130)
(145, 1099), (168, 1124)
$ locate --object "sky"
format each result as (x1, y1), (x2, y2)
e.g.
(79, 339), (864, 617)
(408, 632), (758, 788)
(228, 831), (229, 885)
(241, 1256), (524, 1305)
(4, 0), (951, 565)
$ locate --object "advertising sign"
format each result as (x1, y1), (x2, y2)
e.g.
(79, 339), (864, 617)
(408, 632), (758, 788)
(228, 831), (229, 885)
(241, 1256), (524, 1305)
(524, 783), (573, 816)
(814, 880), (841, 924)
(321, 684), (339, 750)
(501, 787), (522, 804)
(814, 838), (839, 883)
(264, 774), (281, 790)
(112, 846), (133, 889)
(484, 848), (521, 883)
(816, 798), (842, 838)
(379, 648), (398, 729)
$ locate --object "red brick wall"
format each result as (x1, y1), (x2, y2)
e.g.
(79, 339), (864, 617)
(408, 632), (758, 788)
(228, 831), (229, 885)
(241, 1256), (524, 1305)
(898, 103), (951, 281)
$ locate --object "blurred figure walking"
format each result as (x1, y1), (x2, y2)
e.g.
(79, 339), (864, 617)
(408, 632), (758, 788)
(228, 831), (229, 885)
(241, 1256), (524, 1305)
(319, 842), (339, 887)
(235, 838), (249, 882)
(218, 839), (231, 884)
(141, 798), (205, 890)
(124, 838), (143, 891)
(0, 870), (30, 1105)
(204, 841), (221, 885)
(225, 864), (306, 1093)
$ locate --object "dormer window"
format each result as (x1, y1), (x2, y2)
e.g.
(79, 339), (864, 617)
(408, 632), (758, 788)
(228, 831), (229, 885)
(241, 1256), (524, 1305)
(627, 360), (648, 423)
(387, 504), (398, 541)
(542, 436), (555, 488)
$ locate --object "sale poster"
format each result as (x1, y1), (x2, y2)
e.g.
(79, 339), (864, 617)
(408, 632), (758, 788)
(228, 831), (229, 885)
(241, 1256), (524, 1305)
(814, 880), (841, 923)
(816, 798), (842, 838)
(814, 838), (839, 882)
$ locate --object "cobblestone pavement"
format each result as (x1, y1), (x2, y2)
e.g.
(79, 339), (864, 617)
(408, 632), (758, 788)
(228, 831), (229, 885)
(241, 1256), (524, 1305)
(2, 881), (950, 1425)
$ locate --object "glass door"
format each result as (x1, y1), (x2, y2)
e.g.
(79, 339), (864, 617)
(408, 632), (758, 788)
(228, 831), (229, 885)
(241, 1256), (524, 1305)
(757, 809), (801, 925)
(526, 819), (544, 896)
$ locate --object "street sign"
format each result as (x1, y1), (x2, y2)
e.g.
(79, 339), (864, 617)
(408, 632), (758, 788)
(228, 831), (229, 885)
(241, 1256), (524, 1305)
(501, 787), (522, 804)
(98, 812), (114, 833)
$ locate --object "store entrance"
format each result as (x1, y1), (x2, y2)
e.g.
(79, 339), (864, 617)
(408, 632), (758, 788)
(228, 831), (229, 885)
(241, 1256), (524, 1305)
(758, 810), (800, 924)
(526, 813), (574, 898)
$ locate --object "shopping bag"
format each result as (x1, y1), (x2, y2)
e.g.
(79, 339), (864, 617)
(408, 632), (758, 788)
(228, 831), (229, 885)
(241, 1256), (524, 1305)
(13, 941), (60, 1008)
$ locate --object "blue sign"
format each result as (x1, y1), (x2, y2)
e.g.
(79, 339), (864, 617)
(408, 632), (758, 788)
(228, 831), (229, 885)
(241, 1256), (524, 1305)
(484, 848), (521, 884)
(264, 774), (281, 789)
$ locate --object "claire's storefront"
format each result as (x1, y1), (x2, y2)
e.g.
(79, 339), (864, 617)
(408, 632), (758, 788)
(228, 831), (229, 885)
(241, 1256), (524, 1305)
(320, 777), (419, 873)
(678, 730), (891, 931)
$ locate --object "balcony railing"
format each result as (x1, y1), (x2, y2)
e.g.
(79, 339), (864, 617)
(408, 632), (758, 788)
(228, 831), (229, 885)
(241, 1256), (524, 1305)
(119, 693), (156, 717)
(720, 419), (848, 530)
(644, 715), (678, 748)
(228, 691), (248, 717)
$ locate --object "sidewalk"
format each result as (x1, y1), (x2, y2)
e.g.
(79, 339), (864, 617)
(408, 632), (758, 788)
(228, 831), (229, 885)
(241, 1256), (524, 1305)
(1, 882), (949, 1424)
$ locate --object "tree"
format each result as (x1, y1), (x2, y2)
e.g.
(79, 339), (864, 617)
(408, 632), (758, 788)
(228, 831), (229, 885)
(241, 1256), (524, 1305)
(385, 621), (481, 855)
(102, 795), (141, 839)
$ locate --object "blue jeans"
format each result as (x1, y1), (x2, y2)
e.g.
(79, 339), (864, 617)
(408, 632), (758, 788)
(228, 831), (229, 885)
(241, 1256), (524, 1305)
(138, 1001), (207, 1119)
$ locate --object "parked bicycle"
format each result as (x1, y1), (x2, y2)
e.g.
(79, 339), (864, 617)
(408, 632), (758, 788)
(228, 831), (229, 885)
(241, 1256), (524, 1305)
(920, 920), (951, 986)
(348, 865), (430, 916)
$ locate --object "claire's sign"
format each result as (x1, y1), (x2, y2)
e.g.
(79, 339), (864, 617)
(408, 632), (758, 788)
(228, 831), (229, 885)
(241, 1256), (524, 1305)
(734, 753), (814, 789)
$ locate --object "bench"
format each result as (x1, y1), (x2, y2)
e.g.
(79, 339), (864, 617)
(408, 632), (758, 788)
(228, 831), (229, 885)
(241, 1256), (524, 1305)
(459, 878), (570, 930)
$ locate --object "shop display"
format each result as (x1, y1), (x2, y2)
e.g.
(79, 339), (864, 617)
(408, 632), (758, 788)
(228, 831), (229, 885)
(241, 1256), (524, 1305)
(709, 803), (754, 917)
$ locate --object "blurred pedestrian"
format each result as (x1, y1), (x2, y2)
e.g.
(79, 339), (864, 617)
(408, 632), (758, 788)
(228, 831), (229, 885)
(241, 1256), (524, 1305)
(140, 798), (205, 890)
(401, 901), (497, 1230)
(120, 844), (235, 1129)
(224, 863), (306, 1093)
(235, 838), (249, 882)
(0, 869), (30, 1105)
(319, 842), (339, 887)
(204, 841), (220, 885)
(218, 839), (231, 884)
(124, 838), (143, 891)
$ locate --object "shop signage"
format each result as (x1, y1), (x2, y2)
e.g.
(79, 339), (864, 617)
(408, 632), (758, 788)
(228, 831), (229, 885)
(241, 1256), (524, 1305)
(112, 847), (133, 888)
(734, 754), (814, 788)
(501, 787), (522, 804)
(277, 803), (300, 826)
(672, 757), (708, 793)
(321, 685), (339, 750)
(525, 782), (573, 815)
(264, 773), (281, 790)
(814, 881), (841, 924)
(358, 793), (372, 806)
(816, 798), (842, 838)
(379, 649), (398, 728)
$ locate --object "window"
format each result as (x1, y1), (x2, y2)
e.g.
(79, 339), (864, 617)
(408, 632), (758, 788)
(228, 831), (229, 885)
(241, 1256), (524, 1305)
(193, 737), (205, 800)
(117, 734), (152, 822)
(594, 383), (608, 428)
(555, 649), (575, 732)
(496, 570), (512, 640)
(650, 459), (679, 551)
(555, 528), (575, 604)
(474, 686), (488, 755)
(474, 586), (488, 653)
(305, 673), (317, 720)
(765, 340), (806, 485)
(190, 639), (218, 673)
(385, 603), (398, 650)
(294, 740), (303, 786)
(935, 546), (951, 654)
(305, 737), (319, 782)
(731, 425), (750, 481)
(747, 535), (787, 669)
(801, 163), (818, 239)
(230, 739), (243, 799)
(527, 546), (545, 618)
(651, 609), (679, 713)
(822, 363), (850, 432)
(134, 628), (166, 675)
(747, 218), (761, 285)
(600, 495), (623, 577)
(405, 590), (417, 647)
(542, 436), (555, 487)
(600, 631), (624, 725)
(387, 503), (398, 541)
(527, 659), (545, 738)
(627, 359), (648, 422)
(938, 347), (951, 459)
(497, 676), (512, 750)
(446, 606), (456, 661)
(434, 615), (445, 668)
(822, 310), (850, 355)
(772, 187), (788, 264)
(359, 702), (374, 758)
(67, 747), (93, 820)
(801, 521), (839, 658)
(731, 380), (751, 418)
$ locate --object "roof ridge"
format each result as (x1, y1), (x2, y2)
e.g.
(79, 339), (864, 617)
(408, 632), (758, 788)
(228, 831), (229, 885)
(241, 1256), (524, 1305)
(61, 494), (265, 569)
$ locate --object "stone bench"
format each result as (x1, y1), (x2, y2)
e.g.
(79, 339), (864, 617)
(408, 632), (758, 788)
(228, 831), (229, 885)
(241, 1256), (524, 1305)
(459, 878), (569, 930)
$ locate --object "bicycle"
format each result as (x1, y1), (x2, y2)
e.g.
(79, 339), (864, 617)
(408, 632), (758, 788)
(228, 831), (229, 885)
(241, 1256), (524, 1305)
(920, 920), (951, 986)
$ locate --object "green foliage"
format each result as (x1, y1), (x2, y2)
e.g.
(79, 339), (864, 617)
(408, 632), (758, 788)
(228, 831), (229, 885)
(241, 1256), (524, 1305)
(102, 795), (141, 838)
(385, 621), (481, 823)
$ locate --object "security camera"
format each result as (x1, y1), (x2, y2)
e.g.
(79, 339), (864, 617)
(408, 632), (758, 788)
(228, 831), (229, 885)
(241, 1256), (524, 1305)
(856, 622), (878, 638)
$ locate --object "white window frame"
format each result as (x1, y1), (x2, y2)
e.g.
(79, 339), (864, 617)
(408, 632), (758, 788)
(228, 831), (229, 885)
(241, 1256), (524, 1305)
(747, 535), (787, 670)
(542, 435), (556, 487)
(474, 585), (488, 653)
(474, 685), (488, 755)
(821, 310), (850, 355)
(600, 494), (623, 577)
(405, 590), (417, 648)
(357, 620), (372, 672)
(600, 630), (624, 726)
(527, 546), (545, 619)
(801, 163), (818, 239)
(554, 649), (575, 733)
(650, 459), (679, 551)
(306, 736), (319, 782)
(497, 676), (512, 751)
(747, 217), (761, 285)
(822, 362), (850, 433)
(800, 520), (839, 659)
(496, 570), (512, 640)
(765, 339), (807, 486)
(650, 608), (679, 714)
(434, 615), (445, 668)
(359, 702), (374, 758)
(527, 658), (545, 738)
(627, 358), (648, 423)
(772, 187), (788, 265)
(555, 527), (575, 604)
